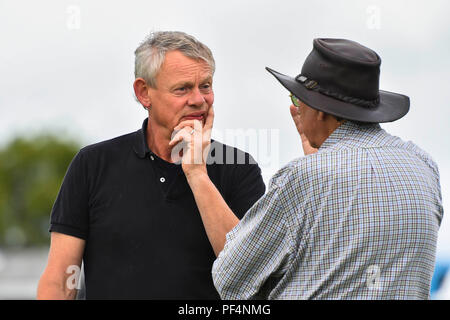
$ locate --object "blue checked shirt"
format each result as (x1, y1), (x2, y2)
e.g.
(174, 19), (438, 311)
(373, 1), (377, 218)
(212, 121), (443, 299)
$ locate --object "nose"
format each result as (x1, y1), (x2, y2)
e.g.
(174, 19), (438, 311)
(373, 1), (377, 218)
(187, 88), (206, 107)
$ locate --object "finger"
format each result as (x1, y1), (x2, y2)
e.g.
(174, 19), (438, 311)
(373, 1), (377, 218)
(204, 105), (214, 131)
(168, 132), (184, 148)
(174, 120), (196, 132)
(193, 119), (203, 133)
(169, 126), (193, 147)
(175, 120), (205, 139)
(290, 105), (300, 123)
(289, 105), (303, 134)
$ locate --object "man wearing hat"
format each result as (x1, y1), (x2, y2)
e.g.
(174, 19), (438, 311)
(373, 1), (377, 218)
(175, 38), (443, 299)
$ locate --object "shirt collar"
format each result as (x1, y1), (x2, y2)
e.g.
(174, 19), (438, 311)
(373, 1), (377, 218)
(319, 121), (380, 151)
(133, 118), (152, 159)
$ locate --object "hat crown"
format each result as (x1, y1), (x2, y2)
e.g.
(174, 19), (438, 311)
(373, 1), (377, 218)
(301, 38), (381, 101)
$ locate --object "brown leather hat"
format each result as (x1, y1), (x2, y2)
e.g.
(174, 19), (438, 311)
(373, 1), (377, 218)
(266, 38), (410, 123)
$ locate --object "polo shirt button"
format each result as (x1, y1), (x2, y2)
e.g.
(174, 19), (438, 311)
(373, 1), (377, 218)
(150, 155), (155, 161)
(160, 177), (166, 183)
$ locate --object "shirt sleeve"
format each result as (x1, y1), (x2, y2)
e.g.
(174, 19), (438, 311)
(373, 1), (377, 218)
(49, 149), (90, 240)
(212, 176), (295, 299)
(226, 154), (266, 219)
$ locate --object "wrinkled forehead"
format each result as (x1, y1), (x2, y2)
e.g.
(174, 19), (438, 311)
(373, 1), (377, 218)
(160, 50), (213, 80)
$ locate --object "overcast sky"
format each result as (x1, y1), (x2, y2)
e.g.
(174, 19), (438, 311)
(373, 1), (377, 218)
(1, 0), (449, 256)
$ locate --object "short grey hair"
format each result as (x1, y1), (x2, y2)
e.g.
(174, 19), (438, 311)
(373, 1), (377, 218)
(134, 31), (216, 88)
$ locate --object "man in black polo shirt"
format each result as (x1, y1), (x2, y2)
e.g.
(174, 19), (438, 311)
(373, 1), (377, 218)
(37, 31), (265, 299)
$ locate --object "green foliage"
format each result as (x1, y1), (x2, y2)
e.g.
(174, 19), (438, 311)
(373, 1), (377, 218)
(0, 134), (80, 247)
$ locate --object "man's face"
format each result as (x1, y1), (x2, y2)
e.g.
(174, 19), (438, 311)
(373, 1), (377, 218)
(147, 50), (214, 134)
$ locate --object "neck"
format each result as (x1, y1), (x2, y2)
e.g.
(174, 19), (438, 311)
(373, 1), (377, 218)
(146, 119), (174, 162)
(314, 119), (345, 148)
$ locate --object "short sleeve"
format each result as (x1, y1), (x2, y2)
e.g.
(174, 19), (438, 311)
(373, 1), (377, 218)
(49, 149), (90, 240)
(226, 157), (266, 219)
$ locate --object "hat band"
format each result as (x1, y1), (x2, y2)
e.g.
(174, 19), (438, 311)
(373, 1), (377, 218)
(295, 75), (380, 109)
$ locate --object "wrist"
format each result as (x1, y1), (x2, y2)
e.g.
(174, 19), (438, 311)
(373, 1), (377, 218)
(184, 168), (209, 183)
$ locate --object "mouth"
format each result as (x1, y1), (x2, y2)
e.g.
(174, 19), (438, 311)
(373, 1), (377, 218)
(182, 112), (205, 121)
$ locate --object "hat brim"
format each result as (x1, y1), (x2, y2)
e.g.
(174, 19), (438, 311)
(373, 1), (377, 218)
(266, 67), (410, 123)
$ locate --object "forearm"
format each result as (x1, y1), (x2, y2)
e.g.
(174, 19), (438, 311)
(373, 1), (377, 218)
(37, 273), (77, 300)
(186, 172), (239, 256)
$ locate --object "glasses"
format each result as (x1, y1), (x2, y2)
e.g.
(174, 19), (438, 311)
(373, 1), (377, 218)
(289, 93), (301, 107)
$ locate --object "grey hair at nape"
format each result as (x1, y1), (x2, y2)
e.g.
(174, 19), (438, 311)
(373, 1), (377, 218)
(134, 31), (216, 88)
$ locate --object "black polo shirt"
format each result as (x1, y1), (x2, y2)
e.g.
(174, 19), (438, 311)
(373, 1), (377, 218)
(49, 118), (266, 299)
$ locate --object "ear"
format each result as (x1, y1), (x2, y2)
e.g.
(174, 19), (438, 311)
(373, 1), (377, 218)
(133, 78), (152, 108)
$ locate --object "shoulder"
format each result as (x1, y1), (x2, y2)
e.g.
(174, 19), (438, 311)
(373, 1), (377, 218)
(364, 126), (440, 178)
(207, 139), (264, 191)
(70, 130), (139, 172)
(69, 130), (139, 176)
(400, 140), (440, 178)
(208, 139), (258, 166)
(79, 131), (137, 158)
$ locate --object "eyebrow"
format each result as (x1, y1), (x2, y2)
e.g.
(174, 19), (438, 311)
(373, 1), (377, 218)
(201, 76), (213, 83)
(171, 76), (213, 89)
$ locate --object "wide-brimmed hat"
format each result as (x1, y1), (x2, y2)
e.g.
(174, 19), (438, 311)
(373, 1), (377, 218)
(266, 38), (410, 123)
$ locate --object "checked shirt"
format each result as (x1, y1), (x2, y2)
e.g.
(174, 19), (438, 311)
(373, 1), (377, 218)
(212, 121), (443, 299)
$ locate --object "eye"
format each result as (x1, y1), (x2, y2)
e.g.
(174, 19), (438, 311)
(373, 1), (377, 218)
(200, 83), (212, 92)
(173, 87), (188, 95)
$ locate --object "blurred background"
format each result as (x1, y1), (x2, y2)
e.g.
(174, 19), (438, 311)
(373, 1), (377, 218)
(1, 0), (449, 299)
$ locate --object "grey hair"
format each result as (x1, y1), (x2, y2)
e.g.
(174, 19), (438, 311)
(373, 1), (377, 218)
(134, 31), (216, 88)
